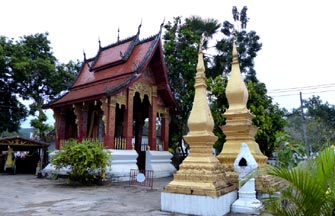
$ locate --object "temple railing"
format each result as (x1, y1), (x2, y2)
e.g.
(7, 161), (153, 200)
(59, 138), (165, 151)
(59, 138), (103, 149)
(83, 138), (104, 147)
(59, 139), (72, 149)
(156, 142), (163, 151)
(114, 137), (126, 150)
(141, 143), (148, 152)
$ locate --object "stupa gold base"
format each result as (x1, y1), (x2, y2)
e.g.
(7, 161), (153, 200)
(163, 154), (235, 197)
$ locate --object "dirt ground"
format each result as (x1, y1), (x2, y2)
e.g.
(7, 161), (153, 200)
(0, 174), (246, 216)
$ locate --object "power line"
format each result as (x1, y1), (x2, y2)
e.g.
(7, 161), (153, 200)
(268, 83), (335, 93)
(269, 89), (335, 97)
(267, 83), (335, 97)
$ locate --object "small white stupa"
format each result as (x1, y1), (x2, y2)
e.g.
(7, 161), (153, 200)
(231, 143), (262, 214)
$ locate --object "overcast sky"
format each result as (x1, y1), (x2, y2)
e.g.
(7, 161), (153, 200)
(2, 0), (335, 127)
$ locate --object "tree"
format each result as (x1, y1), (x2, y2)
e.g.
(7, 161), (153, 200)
(0, 130), (19, 138)
(208, 6), (286, 156)
(263, 147), (335, 215)
(286, 95), (335, 153)
(163, 16), (221, 146)
(210, 6), (260, 81)
(247, 82), (286, 156)
(0, 36), (28, 133)
(7, 33), (79, 139)
(163, 9), (286, 157)
(273, 131), (307, 168)
(207, 75), (229, 152)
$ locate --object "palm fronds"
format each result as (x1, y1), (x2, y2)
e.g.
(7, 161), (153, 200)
(262, 147), (335, 215)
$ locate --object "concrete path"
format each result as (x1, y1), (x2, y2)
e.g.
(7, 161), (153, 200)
(0, 174), (245, 216)
(0, 174), (178, 216)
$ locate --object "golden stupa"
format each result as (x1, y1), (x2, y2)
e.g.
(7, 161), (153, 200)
(216, 42), (267, 171)
(163, 38), (234, 197)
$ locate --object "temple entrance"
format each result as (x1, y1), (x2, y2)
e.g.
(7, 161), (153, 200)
(64, 108), (77, 140)
(115, 104), (125, 138)
(133, 92), (150, 170)
(114, 104), (126, 149)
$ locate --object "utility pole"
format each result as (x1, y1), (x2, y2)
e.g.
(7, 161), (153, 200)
(300, 92), (311, 156)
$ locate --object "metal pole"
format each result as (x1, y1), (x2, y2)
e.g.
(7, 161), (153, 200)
(300, 92), (310, 156)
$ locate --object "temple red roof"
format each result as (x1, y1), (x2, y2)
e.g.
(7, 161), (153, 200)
(44, 25), (178, 112)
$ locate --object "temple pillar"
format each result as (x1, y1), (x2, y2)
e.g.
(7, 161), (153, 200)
(98, 110), (104, 141)
(161, 114), (170, 151)
(100, 98), (110, 146)
(106, 97), (116, 149)
(148, 86), (157, 150)
(134, 112), (144, 152)
(124, 88), (134, 149)
(53, 108), (65, 150)
(75, 103), (89, 142)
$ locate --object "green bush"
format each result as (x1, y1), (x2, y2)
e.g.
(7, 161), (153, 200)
(50, 139), (111, 185)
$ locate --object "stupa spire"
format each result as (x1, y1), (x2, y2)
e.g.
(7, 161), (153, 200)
(162, 35), (233, 197)
(186, 35), (215, 136)
(217, 41), (267, 171)
(225, 42), (249, 114)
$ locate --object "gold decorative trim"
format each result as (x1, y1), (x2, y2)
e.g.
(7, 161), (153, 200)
(132, 81), (152, 104)
(53, 109), (60, 141)
(7, 139), (28, 145)
(157, 106), (168, 116)
(100, 98), (108, 134)
(81, 102), (89, 111)
(0, 138), (48, 147)
(74, 104), (81, 136)
(110, 90), (127, 108)
(151, 86), (157, 97)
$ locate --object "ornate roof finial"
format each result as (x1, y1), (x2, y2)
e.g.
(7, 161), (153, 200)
(83, 50), (87, 61)
(83, 50), (92, 70)
(137, 20), (142, 36)
(98, 37), (101, 49)
(159, 18), (165, 33)
(117, 27), (120, 43)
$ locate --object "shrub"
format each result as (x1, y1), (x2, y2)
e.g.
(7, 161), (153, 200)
(263, 147), (335, 215)
(50, 139), (111, 185)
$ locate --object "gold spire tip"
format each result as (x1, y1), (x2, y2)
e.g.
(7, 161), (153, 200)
(198, 33), (205, 54)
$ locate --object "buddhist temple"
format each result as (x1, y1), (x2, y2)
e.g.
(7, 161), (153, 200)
(43, 24), (178, 179)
